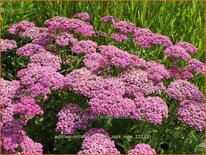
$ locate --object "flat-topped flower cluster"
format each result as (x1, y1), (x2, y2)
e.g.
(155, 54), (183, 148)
(1, 12), (205, 154)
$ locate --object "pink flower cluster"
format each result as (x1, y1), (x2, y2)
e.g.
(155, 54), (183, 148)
(99, 45), (146, 68)
(83, 53), (110, 74)
(17, 43), (47, 57)
(55, 32), (77, 47)
(100, 15), (119, 23)
(110, 33), (129, 42)
(64, 68), (125, 98)
(134, 96), (168, 124)
(56, 104), (94, 134)
(166, 80), (204, 102)
(7, 21), (35, 35)
(17, 65), (65, 97)
(177, 100), (205, 131)
(128, 144), (156, 155)
(188, 58), (206, 74)
(133, 28), (173, 48)
(73, 12), (91, 21)
(78, 128), (120, 154)
(1, 78), (43, 154)
(71, 40), (97, 54)
(163, 45), (191, 61)
(2, 122), (43, 154)
(169, 66), (194, 80)
(0, 79), (20, 108)
(29, 52), (62, 70)
(1, 39), (17, 52)
(120, 69), (166, 97)
(19, 27), (49, 40)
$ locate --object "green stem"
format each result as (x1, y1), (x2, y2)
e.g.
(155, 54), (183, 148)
(175, 127), (191, 152)
(190, 132), (204, 153)
(155, 102), (178, 149)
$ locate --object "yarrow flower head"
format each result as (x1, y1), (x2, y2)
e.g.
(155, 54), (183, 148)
(132, 28), (154, 48)
(113, 21), (136, 34)
(7, 21), (35, 35)
(17, 135), (43, 154)
(146, 61), (170, 82)
(74, 24), (96, 37)
(176, 42), (198, 53)
(96, 31), (107, 37)
(73, 12), (91, 21)
(83, 53), (109, 74)
(64, 68), (125, 98)
(166, 80), (204, 102)
(150, 34), (173, 47)
(1, 39), (17, 52)
(163, 45), (191, 61)
(120, 69), (166, 97)
(13, 97), (42, 120)
(55, 32), (77, 47)
(169, 66), (181, 78)
(44, 16), (71, 32)
(128, 144), (156, 155)
(168, 66), (193, 79)
(56, 104), (92, 134)
(71, 40), (97, 55)
(177, 100), (205, 131)
(110, 33), (128, 42)
(188, 58), (206, 74)
(2, 123), (43, 154)
(83, 128), (109, 138)
(19, 27), (49, 40)
(89, 89), (136, 118)
(100, 15), (119, 23)
(0, 78), (20, 108)
(78, 128), (120, 154)
(29, 52), (62, 70)
(99, 45), (146, 68)
(17, 43), (47, 57)
(2, 121), (27, 153)
(18, 65), (65, 97)
(134, 96), (168, 124)
(181, 67), (194, 80)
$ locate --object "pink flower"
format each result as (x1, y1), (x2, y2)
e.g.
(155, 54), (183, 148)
(177, 100), (205, 131)
(73, 12), (91, 21)
(188, 58), (206, 74)
(83, 53), (110, 74)
(8, 21), (35, 35)
(110, 33), (128, 42)
(128, 144), (156, 155)
(1, 39), (17, 52)
(166, 80), (204, 102)
(78, 129), (120, 154)
(17, 43), (47, 57)
(55, 32), (77, 47)
(163, 45), (191, 61)
(29, 52), (62, 70)
(176, 42), (198, 53)
(71, 40), (97, 54)
(56, 104), (92, 134)
(100, 15), (119, 23)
